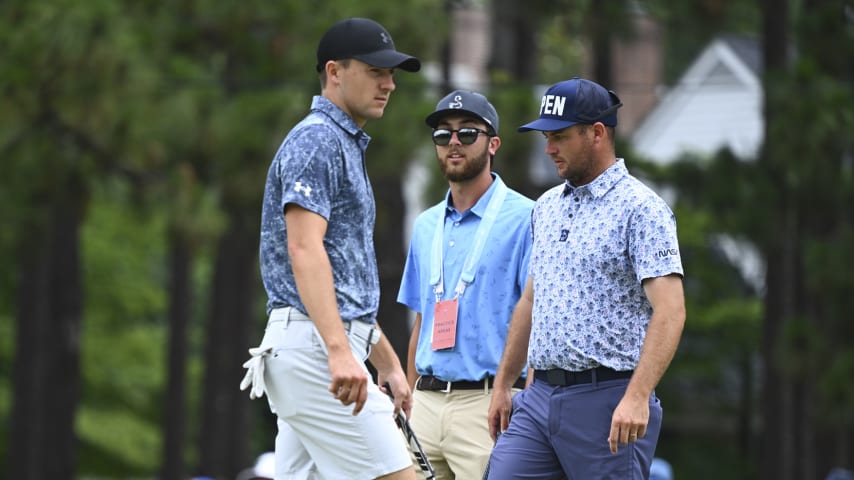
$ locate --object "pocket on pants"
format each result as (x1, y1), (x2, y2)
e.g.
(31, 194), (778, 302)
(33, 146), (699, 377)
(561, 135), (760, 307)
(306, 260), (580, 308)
(268, 320), (322, 355)
(346, 322), (374, 361)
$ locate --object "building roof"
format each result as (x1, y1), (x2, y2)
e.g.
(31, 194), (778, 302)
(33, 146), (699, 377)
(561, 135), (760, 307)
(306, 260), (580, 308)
(631, 35), (763, 163)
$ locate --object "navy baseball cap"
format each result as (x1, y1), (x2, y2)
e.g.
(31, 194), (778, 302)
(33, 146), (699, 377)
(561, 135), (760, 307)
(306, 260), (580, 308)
(425, 90), (499, 135)
(517, 77), (622, 132)
(316, 18), (421, 73)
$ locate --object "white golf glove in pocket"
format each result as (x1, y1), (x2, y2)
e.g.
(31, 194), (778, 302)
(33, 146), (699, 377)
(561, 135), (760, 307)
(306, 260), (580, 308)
(240, 346), (272, 400)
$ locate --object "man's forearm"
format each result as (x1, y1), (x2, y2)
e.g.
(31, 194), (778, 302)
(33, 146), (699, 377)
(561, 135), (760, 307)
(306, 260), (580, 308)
(368, 324), (405, 376)
(406, 314), (422, 389)
(494, 294), (533, 389)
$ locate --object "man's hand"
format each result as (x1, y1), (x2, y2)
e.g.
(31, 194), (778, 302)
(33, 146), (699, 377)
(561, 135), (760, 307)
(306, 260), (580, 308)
(327, 346), (369, 415)
(487, 386), (513, 441)
(380, 370), (413, 419)
(607, 393), (649, 454)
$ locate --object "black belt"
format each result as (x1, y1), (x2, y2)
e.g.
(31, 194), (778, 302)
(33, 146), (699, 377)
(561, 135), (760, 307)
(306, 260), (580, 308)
(417, 375), (527, 392)
(534, 366), (633, 386)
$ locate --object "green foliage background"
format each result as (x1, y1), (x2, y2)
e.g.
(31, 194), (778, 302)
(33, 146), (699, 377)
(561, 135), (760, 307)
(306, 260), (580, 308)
(1, 0), (852, 479)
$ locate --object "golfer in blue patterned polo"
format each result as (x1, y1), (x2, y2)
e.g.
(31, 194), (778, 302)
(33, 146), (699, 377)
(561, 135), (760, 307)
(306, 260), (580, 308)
(486, 78), (686, 479)
(241, 17), (421, 480)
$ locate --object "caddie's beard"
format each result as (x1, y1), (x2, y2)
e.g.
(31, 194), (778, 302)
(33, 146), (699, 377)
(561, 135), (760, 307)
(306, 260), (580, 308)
(439, 143), (490, 182)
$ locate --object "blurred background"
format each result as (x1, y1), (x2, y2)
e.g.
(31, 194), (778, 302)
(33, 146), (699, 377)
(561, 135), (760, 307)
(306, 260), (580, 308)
(0, 0), (852, 479)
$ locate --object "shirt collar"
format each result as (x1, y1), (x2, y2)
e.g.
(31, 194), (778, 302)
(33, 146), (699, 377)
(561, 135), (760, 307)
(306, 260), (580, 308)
(311, 95), (371, 147)
(562, 158), (627, 198)
(444, 172), (503, 218)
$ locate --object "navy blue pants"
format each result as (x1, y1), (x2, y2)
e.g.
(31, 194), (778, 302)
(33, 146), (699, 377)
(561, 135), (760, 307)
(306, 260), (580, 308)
(486, 377), (662, 479)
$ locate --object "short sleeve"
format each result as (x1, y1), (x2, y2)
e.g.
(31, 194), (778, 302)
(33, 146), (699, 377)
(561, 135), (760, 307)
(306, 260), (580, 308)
(278, 124), (342, 220)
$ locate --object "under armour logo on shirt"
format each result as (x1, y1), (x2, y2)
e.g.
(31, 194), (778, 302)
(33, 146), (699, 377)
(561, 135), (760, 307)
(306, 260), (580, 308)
(294, 181), (312, 197)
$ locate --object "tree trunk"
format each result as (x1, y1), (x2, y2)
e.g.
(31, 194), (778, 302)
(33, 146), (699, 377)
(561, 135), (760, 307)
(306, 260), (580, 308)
(8, 184), (84, 479)
(487, 0), (540, 199)
(760, 1), (796, 479)
(196, 209), (260, 479)
(589, 0), (614, 88)
(488, 0), (537, 82)
(159, 231), (193, 480)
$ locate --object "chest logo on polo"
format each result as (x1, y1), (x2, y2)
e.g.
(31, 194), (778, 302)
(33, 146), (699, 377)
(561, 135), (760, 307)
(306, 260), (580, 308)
(294, 181), (312, 197)
(559, 229), (570, 242)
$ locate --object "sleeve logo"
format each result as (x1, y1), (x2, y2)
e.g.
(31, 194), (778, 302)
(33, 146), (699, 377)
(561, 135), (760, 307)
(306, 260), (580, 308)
(294, 181), (312, 197)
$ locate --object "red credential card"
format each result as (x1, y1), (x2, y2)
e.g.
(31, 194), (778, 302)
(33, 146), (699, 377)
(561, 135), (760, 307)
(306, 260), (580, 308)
(431, 298), (458, 350)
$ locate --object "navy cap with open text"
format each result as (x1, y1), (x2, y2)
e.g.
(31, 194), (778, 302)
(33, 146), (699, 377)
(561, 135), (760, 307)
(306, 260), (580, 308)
(517, 77), (622, 132)
(316, 17), (421, 73)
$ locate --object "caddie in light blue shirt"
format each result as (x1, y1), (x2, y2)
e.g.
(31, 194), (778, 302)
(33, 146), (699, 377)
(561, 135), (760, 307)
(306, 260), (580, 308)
(398, 173), (532, 381)
(397, 90), (533, 479)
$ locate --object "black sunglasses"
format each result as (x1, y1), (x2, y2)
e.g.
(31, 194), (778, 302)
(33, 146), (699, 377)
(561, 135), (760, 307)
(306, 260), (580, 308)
(432, 128), (491, 146)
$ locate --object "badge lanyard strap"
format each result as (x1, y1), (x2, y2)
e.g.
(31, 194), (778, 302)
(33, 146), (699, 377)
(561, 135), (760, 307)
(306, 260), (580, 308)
(429, 178), (508, 303)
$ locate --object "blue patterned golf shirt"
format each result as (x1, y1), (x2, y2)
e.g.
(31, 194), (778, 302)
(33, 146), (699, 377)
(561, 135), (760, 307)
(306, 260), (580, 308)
(260, 95), (378, 323)
(398, 174), (534, 381)
(528, 159), (683, 371)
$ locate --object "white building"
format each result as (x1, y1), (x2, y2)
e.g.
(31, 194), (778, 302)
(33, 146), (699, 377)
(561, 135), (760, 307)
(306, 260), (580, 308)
(631, 35), (763, 164)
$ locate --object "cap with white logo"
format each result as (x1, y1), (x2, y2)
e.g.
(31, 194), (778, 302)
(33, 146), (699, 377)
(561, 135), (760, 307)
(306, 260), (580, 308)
(517, 77), (622, 132)
(425, 90), (499, 135)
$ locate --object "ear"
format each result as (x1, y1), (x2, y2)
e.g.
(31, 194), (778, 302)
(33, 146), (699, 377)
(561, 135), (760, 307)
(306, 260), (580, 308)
(591, 122), (607, 145)
(325, 60), (341, 84)
(488, 135), (502, 156)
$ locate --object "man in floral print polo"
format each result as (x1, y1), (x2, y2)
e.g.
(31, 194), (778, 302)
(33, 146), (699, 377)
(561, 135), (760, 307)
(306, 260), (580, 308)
(485, 77), (686, 480)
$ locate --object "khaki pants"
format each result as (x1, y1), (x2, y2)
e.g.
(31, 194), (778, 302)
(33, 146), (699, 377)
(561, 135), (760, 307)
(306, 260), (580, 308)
(409, 386), (519, 480)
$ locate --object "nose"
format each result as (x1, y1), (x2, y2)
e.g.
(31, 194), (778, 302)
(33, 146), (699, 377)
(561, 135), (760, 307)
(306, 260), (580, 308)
(381, 71), (396, 92)
(545, 138), (558, 155)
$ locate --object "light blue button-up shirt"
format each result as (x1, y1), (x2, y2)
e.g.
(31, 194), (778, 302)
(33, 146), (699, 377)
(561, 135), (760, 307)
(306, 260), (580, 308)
(260, 96), (378, 322)
(528, 159), (683, 371)
(398, 174), (533, 381)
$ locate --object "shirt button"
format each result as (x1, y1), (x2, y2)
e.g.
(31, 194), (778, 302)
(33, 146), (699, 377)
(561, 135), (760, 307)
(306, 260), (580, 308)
(449, 241), (455, 247)
(568, 213), (574, 218)
(454, 221), (460, 226)
(574, 197), (580, 202)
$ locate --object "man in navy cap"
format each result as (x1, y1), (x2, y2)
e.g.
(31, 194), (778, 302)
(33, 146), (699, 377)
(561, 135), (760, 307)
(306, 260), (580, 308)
(486, 77), (686, 479)
(397, 90), (533, 479)
(241, 17), (421, 480)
